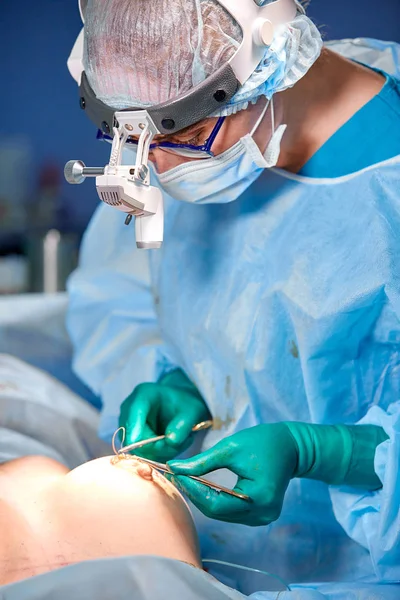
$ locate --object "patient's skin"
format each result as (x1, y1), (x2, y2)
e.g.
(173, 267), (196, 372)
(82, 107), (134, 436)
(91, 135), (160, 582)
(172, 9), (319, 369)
(0, 455), (201, 585)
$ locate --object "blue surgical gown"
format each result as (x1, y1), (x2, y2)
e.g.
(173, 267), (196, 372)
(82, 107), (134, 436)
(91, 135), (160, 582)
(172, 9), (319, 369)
(67, 39), (400, 599)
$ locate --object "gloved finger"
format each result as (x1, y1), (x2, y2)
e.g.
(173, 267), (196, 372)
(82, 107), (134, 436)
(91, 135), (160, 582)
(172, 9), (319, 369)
(167, 441), (232, 476)
(154, 434), (193, 456)
(134, 438), (184, 462)
(164, 412), (198, 448)
(168, 475), (252, 521)
(119, 394), (153, 445)
(126, 423), (159, 456)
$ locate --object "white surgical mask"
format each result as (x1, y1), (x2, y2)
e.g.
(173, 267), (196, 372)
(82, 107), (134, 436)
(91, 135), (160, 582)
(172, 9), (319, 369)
(156, 98), (287, 204)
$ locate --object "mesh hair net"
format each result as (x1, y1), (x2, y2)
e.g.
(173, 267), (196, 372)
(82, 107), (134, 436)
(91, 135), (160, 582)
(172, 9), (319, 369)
(83, 0), (242, 107)
(83, 0), (322, 116)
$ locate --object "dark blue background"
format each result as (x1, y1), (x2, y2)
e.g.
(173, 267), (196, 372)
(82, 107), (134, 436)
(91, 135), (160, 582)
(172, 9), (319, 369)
(3, 0), (400, 224)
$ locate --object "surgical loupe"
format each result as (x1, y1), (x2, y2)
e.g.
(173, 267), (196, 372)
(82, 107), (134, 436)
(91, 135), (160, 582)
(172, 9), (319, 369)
(65, 110), (164, 249)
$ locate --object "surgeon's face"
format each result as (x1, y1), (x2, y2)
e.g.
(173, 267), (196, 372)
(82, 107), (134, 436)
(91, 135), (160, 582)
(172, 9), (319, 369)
(146, 97), (273, 174)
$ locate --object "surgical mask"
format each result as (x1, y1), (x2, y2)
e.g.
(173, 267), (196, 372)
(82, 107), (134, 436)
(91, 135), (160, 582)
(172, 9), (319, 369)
(157, 98), (287, 205)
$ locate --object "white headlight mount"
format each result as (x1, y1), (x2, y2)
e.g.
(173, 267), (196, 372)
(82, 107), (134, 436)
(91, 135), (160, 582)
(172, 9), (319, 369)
(65, 110), (164, 249)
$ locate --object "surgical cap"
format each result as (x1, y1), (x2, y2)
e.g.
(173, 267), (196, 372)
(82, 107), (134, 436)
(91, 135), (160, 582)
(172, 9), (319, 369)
(83, 0), (322, 115)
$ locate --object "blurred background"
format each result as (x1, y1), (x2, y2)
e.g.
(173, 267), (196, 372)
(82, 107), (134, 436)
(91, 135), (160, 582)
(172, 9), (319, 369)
(1, 0), (400, 295)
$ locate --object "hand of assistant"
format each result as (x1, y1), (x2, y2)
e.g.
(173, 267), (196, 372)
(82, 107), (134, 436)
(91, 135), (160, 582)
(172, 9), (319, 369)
(167, 423), (298, 526)
(119, 369), (211, 462)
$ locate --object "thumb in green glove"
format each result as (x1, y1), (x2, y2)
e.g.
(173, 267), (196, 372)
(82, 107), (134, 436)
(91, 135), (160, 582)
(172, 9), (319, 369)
(167, 422), (388, 526)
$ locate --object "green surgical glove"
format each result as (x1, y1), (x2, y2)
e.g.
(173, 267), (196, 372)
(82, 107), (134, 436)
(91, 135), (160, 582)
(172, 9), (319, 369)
(119, 369), (211, 461)
(167, 422), (388, 526)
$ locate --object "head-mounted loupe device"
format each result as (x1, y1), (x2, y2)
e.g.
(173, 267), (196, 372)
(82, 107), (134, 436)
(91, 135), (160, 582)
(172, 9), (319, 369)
(65, 0), (297, 249)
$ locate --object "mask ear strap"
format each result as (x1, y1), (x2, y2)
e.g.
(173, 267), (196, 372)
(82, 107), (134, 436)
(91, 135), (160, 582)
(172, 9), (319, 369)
(270, 95), (275, 136)
(262, 95), (287, 167)
(250, 97), (271, 136)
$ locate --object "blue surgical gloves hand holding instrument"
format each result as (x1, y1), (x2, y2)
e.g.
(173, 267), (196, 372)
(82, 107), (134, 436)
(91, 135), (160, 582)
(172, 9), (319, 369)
(118, 369), (388, 525)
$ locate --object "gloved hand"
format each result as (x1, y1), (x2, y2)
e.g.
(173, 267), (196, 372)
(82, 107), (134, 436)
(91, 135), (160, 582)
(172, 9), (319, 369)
(119, 369), (211, 462)
(167, 422), (388, 526)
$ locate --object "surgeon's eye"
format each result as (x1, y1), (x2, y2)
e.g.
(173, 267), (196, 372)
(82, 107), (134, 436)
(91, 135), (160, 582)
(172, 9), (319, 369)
(184, 133), (203, 146)
(171, 123), (211, 146)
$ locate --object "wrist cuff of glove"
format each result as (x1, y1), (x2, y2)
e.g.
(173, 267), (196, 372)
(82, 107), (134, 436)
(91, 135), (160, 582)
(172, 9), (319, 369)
(284, 422), (387, 490)
(343, 425), (388, 490)
(284, 422), (353, 484)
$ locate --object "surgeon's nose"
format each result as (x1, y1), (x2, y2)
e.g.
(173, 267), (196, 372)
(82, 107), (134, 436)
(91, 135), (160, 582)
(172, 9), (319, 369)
(149, 148), (192, 174)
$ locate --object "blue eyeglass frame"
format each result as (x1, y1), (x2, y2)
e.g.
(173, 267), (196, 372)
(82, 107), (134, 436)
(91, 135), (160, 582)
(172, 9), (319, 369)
(96, 116), (226, 158)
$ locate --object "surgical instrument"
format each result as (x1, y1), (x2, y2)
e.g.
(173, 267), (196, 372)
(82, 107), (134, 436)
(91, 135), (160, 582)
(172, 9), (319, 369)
(118, 420), (213, 454)
(134, 456), (252, 502)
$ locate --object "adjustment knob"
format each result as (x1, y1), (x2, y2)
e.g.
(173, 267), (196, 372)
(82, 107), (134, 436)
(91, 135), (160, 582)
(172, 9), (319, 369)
(64, 160), (86, 184)
(253, 18), (274, 47)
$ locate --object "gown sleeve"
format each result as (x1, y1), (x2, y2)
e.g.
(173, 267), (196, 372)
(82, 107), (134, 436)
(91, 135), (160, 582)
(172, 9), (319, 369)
(67, 203), (170, 441)
(328, 284), (400, 582)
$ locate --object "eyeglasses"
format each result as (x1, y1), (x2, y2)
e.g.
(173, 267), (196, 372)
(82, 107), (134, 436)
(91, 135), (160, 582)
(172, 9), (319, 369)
(96, 117), (226, 158)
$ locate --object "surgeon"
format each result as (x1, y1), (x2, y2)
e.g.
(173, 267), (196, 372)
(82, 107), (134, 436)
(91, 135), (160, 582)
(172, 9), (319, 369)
(67, 0), (400, 596)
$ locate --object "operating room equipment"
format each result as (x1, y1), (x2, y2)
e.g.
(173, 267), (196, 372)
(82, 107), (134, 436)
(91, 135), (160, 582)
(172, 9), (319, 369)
(65, 0), (303, 249)
(64, 116), (164, 250)
(126, 455), (252, 502)
(117, 420), (213, 454)
(202, 559), (290, 592)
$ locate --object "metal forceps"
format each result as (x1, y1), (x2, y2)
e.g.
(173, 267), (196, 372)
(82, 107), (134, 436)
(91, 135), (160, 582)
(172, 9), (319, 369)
(135, 456), (251, 502)
(113, 421), (251, 502)
(117, 420), (213, 454)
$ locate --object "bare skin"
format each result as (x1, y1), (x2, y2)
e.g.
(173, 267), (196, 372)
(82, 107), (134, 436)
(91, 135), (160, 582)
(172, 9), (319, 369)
(277, 48), (385, 172)
(0, 455), (201, 585)
(148, 48), (385, 174)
